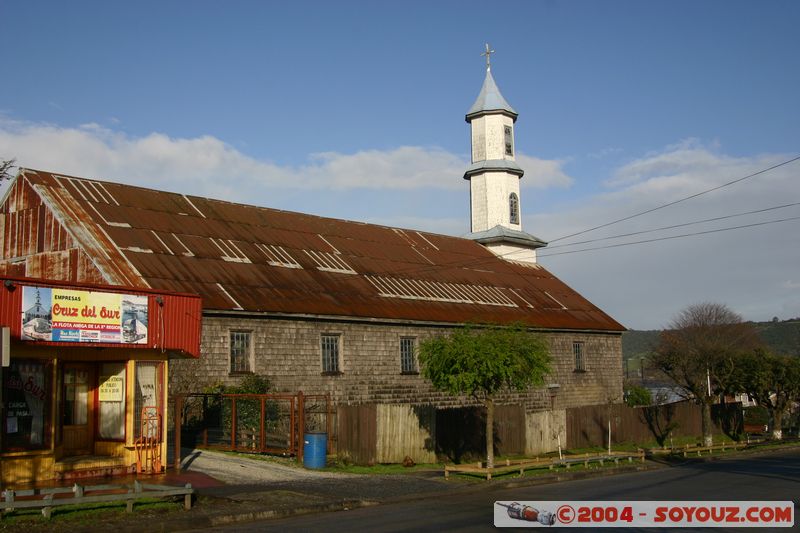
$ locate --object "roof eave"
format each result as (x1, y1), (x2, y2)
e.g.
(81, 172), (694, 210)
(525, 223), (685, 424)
(463, 160), (525, 180)
(465, 109), (518, 123)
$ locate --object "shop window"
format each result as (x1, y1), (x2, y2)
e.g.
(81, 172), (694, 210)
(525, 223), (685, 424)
(134, 362), (163, 439)
(98, 362), (126, 440)
(2, 359), (52, 451)
(63, 367), (89, 425)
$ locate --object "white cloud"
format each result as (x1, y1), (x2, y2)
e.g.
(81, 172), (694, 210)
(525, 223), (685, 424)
(0, 118), (574, 201)
(532, 141), (800, 329)
(605, 138), (735, 188)
(517, 153), (573, 189)
(6, 118), (792, 329)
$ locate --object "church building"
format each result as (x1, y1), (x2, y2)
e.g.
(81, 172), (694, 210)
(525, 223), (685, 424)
(0, 53), (624, 463)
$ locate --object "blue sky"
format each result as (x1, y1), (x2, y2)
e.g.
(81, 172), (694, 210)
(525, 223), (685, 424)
(1, 0), (799, 329)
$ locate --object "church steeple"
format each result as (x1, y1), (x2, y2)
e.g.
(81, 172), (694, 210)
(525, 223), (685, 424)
(464, 44), (546, 264)
(466, 45), (518, 121)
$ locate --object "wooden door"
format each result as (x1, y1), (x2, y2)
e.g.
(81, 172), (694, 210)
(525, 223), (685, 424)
(62, 364), (94, 455)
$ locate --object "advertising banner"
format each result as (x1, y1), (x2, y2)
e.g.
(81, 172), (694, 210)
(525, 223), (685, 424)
(20, 286), (148, 344)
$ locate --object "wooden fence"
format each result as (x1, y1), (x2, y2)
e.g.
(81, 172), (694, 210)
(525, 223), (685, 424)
(565, 401), (742, 449)
(317, 400), (744, 465)
(337, 404), (527, 464)
(337, 404), (377, 464)
(1, 481), (193, 519)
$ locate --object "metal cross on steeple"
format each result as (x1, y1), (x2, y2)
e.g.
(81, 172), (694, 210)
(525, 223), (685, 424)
(481, 43), (495, 71)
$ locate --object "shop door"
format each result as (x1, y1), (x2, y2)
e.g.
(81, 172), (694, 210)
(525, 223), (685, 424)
(63, 365), (94, 455)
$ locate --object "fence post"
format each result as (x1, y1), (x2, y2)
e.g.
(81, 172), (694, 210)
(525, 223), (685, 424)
(260, 397), (266, 453)
(184, 483), (193, 510)
(174, 395), (183, 470)
(231, 398), (237, 449)
(4, 489), (15, 513)
(326, 393), (332, 455)
(41, 494), (53, 519)
(297, 391), (305, 464)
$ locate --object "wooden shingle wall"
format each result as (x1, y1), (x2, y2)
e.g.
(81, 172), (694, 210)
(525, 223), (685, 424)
(171, 316), (623, 412)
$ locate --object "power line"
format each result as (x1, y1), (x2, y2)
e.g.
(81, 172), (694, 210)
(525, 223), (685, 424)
(537, 215), (800, 258)
(545, 202), (800, 250)
(548, 155), (800, 243)
(345, 205), (800, 279)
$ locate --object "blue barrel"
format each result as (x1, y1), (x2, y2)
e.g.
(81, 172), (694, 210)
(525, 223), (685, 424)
(303, 432), (327, 469)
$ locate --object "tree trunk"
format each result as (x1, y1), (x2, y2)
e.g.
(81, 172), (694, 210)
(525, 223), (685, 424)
(701, 401), (713, 447)
(770, 409), (783, 440)
(485, 397), (494, 469)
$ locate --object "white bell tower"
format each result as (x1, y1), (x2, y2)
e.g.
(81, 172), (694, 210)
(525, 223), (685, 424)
(464, 44), (546, 264)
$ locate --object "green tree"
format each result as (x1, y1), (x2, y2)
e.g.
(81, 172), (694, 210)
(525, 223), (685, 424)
(651, 302), (761, 446)
(733, 350), (800, 440)
(418, 324), (550, 468)
(624, 383), (652, 407)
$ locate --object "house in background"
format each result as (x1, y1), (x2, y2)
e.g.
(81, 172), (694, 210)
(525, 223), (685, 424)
(0, 64), (624, 463)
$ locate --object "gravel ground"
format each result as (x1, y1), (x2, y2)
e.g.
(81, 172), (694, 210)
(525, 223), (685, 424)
(180, 448), (356, 483)
(181, 448), (454, 503)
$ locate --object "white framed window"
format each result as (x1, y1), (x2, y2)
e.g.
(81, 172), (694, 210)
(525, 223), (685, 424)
(230, 331), (252, 374)
(509, 193), (519, 225)
(504, 125), (514, 156)
(321, 334), (341, 374)
(400, 337), (417, 374)
(573, 341), (586, 372)
(98, 362), (126, 440)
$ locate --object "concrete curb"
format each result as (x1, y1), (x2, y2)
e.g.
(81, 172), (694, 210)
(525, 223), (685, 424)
(206, 499), (379, 528)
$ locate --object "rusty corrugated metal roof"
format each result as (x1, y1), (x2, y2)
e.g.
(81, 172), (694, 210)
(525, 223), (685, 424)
(13, 169), (624, 331)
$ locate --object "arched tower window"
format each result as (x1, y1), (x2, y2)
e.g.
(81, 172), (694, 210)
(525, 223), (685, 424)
(509, 193), (519, 225)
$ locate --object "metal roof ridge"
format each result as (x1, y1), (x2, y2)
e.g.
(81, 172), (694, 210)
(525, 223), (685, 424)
(466, 69), (518, 121)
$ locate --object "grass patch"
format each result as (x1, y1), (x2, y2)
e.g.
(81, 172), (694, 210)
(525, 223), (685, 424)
(219, 449), (300, 467)
(0, 498), (183, 532)
(324, 461), (444, 475)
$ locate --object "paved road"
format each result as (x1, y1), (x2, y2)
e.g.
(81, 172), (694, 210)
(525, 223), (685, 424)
(205, 449), (799, 532)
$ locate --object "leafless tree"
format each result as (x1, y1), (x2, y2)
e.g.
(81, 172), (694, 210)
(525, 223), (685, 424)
(0, 159), (17, 180)
(651, 302), (761, 446)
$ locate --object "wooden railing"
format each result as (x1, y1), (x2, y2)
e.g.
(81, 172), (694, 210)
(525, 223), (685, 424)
(444, 450), (646, 480)
(678, 441), (746, 457)
(1, 480), (193, 519)
(645, 440), (751, 457)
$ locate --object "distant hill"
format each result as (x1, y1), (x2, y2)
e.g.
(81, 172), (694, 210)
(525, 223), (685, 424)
(623, 319), (800, 361)
(622, 329), (660, 361)
(753, 320), (800, 357)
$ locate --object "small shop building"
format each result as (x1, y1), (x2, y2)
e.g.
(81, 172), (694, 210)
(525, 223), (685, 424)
(0, 276), (201, 487)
